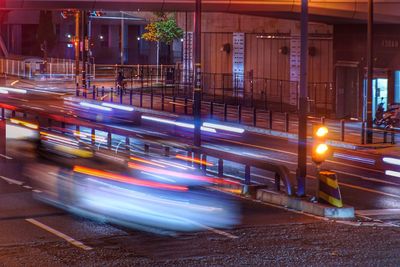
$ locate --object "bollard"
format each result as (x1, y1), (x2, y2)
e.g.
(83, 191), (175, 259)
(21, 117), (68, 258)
(238, 105), (242, 123)
(284, 112), (289, 132)
(172, 96), (176, 113)
(361, 121), (366, 145)
(201, 154), (207, 173)
(164, 146), (170, 157)
(161, 95), (165, 111)
(340, 119), (345, 142)
(244, 165), (251, 185)
(107, 132), (112, 148)
(120, 89), (123, 104)
(101, 86), (105, 97)
(391, 129), (396, 144)
(150, 93), (154, 109)
(184, 98), (188, 115)
(140, 90), (143, 107)
(129, 89), (133, 105)
(253, 107), (257, 127)
(92, 86), (96, 100)
(224, 104), (228, 121)
(269, 110), (273, 129)
(210, 102), (214, 119)
(96, 86), (99, 97)
(91, 128), (95, 145)
(110, 88), (114, 102)
(321, 116), (325, 125)
(275, 173), (281, 191)
(218, 158), (224, 177)
(144, 144), (149, 153)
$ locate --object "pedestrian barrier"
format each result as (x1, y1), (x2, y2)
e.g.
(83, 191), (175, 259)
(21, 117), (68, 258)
(317, 170), (343, 208)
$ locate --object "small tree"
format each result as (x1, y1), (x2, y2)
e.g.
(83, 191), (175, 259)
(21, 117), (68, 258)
(142, 13), (183, 81)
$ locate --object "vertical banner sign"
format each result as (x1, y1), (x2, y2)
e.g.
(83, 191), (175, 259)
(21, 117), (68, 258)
(182, 32), (193, 84)
(233, 33), (245, 96)
(290, 37), (301, 106)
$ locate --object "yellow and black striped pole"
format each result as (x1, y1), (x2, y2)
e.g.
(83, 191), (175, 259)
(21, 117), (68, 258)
(317, 170), (343, 208)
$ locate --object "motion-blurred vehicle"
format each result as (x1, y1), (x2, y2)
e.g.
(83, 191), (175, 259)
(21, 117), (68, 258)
(26, 131), (239, 234)
(64, 97), (141, 125)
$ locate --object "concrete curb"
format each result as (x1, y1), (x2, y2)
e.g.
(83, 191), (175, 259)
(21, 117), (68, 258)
(256, 189), (355, 219)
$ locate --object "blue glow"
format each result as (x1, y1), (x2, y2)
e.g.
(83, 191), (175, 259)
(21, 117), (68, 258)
(80, 102), (112, 111)
(203, 122), (245, 134)
(383, 157), (400, 166)
(101, 102), (134, 111)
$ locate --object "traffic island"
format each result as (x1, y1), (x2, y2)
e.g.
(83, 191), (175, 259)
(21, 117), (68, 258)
(256, 189), (355, 219)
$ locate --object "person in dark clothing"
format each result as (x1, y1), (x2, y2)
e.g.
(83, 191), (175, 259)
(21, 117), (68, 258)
(116, 71), (125, 95)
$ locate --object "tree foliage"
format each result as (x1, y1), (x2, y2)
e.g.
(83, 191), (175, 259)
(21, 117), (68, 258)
(141, 13), (183, 44)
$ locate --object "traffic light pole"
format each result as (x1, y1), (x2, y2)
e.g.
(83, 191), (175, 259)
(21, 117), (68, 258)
(366, 0), (374, 143)
(193, 0), (202, 148)
(75, 11), (80, 85)
(296, 0), (309, 197)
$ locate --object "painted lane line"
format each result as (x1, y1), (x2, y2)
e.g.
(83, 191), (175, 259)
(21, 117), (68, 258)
(290, 171), (400, 200)
(356, 209), (400, 216)
(0, 176), (24, 186)
(26, 218), (93, 251)
(199, 224), (239, 239)
(0, 154), (12, 160)
(216, 138), (384, 174)
(32, 189), (42, 193)
(23, 185), (32, 189)
(331, 169), (400, 186)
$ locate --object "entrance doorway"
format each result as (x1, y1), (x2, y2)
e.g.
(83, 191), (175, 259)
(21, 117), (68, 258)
(336, 65), (359, 119)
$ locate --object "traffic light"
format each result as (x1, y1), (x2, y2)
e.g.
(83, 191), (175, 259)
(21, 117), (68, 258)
(312, 125), (330, 165)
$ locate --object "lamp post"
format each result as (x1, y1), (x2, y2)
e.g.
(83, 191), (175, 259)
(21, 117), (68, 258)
(193, 0), (202, 147)
(296, 0), (309, 196)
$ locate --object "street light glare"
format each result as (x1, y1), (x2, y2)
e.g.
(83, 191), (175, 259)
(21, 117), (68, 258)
(315, 143), (328, 155)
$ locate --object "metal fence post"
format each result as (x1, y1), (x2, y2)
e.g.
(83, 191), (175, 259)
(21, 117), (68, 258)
(391, 129), (396, 144)
(201, 154), (207, 173)
(129, 89), (133, 105)
(184, 98), (188, 115)
(253, 107), (257, 127)
(361, 121), (366, 144)
(269, 110), (273, 129)
(101, 86), (105, 97)
(107, 132), (112, 149)
(284, 112), (289, 132)
(218, 158), (224, 177)
(161, 95), (165, 111)
(76, 83), (79, 96)
(172, 96), (176, 113)
(120, 89), (123, 104)
(210, 102), (214, 119)
(244, 165), (251, 185)
(224, 104), (228, 121)
(140, 89), (143, 107)
(150, 92), (154, 109)
(383, 130), (388, 143)
(340, 119), (345, 142)
(92, 85), (96, 100)
(238, 105), (242, 123)
(110, 88), (114, 102)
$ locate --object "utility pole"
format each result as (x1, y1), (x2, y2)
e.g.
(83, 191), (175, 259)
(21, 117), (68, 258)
(75, 11), (80, 85)
(81, 10), (88, 90)
(296, 0), (309, 197)
(366, 0), (374, 143)
(193, 0), (202, 147)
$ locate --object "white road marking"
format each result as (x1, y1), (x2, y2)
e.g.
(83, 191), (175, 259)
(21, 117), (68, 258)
(23, 185), (32, 189)
(32, 189), (42, 193)
(0, 176), (24, 185)
(26, 218), (93, 251)
(356, 209), (400, 216)
(0, 154), (12, 160)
